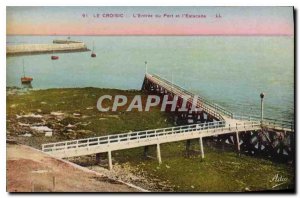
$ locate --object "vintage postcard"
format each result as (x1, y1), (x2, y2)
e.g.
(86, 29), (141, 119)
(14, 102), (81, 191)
(6, 6), (295, 192)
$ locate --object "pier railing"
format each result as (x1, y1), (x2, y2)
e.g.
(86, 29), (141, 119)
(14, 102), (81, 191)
(42, 120), (261, 154)
(42, 121), (224, 152)
(145, 74), (293, 132)
(232, 115), (294, 131)
(151, 74), (234, 118)
(147, 74), (225, 121)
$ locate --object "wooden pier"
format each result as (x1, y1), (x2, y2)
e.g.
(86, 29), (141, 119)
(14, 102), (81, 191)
(41, 73), (294, 170)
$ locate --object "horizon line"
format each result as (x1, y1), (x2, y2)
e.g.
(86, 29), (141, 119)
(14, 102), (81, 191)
(6, 33), (294, 37)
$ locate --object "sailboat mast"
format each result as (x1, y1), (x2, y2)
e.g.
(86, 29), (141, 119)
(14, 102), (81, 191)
(22, 59), (25, 77)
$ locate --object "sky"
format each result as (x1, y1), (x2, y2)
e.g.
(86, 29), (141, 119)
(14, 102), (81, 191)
(6, 6), (294, 36)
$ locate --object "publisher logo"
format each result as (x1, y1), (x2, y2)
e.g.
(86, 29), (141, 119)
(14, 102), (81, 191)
(270, 174), (288, 189)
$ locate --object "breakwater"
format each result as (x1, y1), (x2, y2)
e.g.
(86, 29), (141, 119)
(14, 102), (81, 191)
(6, 42), (89, 56)
(53, 39), (82, 44)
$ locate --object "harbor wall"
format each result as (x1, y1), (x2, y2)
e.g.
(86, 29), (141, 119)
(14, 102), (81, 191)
(53, 40), (82, 44)
(6, 43), (89, 56)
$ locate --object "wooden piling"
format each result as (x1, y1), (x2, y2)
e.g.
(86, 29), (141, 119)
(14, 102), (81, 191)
(143, 146), (149, 159)
(96, 153), (101, 164)
(156, 144), (162, 164)
(235, 132), (240, 153)
(186, 139), (191, 156)
(199, 137), (204, 159)
(108, 151), (113, 170)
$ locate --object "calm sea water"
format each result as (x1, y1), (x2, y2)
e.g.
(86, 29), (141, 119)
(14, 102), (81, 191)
(6, 36), (294, 120)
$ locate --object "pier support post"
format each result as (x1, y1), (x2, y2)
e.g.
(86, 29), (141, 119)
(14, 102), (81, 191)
(199, 137), (205, 159)
(108, 151), (113, 170)
(143, 146), (149, 159)
(207, 114), (212, 122)
(96, 153), (101, 164)
(200, 112), (205, 123)
(235, 132), (240, 154)
(156, 144), (162, 164)
(186, 139), (191, 156)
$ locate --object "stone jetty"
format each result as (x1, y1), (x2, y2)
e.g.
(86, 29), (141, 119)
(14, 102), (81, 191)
(6, 41), (89, 56)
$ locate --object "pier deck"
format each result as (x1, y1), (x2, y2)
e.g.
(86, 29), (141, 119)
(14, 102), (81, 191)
(41, 73), (294, 169)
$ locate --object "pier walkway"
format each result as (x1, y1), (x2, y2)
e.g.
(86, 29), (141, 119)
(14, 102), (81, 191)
(42, 73), (294, 169)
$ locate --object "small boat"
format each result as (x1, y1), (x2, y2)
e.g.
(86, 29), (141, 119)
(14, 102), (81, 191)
(91, 42), (96, 58)
(21, 77), (33, 84)
(21, 60), (33, 84)
(51, 55), (59, 60)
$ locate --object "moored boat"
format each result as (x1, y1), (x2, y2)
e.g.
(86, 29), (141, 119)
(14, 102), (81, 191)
(20, 60), (33, 84)
(91, 42), (96, 58)
(21, 77), (33, 84)
(51, 55), (59, 60)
